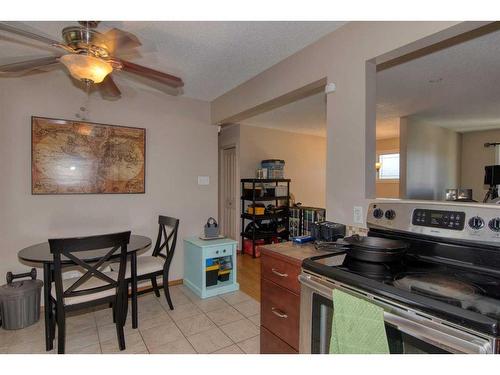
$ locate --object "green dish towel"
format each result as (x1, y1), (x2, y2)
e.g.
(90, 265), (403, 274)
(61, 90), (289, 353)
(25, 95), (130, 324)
(329, 289), (390, 354)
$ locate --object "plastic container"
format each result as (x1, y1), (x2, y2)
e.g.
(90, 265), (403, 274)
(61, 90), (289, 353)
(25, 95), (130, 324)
(205, 265), (219, 287)
(261, 159), (285, 179)
(243, 239), (267, 257)
(218, 270), (231, 282)
(247, 204), (265, 215)
(0, 269), (43, 330)
(243, 187), (263, 199)
(218, 256), (232, 271)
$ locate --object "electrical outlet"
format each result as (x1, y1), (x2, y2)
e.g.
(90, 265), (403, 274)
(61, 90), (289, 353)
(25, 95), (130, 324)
(353, 206), (364, 224)
(198, 176), (210, 185)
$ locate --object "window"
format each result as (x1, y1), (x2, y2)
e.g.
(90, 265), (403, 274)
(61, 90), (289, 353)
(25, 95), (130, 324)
(378, 153), (400, 180)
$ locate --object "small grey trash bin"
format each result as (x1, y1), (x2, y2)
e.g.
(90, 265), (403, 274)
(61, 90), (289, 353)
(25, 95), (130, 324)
(0, 269), (43, 330)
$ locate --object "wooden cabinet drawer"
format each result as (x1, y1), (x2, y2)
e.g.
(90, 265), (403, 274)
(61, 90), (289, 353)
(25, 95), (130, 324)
(260, 326), (297, 354)
(261, 278), (300, 350)
(261, 253), (300, 294)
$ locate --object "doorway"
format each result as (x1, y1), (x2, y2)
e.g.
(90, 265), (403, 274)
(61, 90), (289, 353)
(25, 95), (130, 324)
(218, 88), (327, 301)
(221, 146), (237, 240)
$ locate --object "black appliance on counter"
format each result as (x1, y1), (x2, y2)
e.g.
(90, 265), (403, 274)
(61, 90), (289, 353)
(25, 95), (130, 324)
(310, 221), (346, 242)
(299, 200), (500, 354)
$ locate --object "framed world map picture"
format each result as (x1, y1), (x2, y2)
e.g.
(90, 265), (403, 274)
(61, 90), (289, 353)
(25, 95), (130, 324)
(31, 116), (146, 194)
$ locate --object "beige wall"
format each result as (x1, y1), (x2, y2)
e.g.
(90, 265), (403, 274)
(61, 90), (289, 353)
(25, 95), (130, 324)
(461, 128), (500, 202)
(375, 137), (400, 198)
(0, 70), (218, 284)
(211, 21), (485, 226)
(239, 125), (326, 208)
(400, 119), (461, 201)
(218, 124), (326, 246)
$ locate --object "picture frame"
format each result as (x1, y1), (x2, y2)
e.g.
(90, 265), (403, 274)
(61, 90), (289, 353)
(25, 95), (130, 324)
(31, 116), (146, 194)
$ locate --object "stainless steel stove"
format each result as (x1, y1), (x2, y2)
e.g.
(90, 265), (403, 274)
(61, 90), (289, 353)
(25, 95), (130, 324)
(299, 200), (500, 354)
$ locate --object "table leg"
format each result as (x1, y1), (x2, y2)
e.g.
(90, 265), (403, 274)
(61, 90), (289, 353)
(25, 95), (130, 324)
(131, 252), (138, 329)
(43, 263), (53, 351)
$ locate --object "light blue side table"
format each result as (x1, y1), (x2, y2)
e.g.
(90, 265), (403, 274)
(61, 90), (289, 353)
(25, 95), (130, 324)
(183, 237), (239, 299)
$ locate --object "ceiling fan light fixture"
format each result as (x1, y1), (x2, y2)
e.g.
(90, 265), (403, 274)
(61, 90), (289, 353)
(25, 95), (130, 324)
(60, 54), (112, 84)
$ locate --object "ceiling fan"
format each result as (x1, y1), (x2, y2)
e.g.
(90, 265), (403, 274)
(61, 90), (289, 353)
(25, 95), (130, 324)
(0, 21), (184, 99)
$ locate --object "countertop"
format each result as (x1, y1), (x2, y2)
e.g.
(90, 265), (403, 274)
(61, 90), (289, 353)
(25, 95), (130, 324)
(259, 241), (319, 266)
(184, 236), (238, 248)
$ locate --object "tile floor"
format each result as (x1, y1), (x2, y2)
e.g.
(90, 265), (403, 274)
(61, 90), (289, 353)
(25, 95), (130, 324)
(0, 285), (261, 354)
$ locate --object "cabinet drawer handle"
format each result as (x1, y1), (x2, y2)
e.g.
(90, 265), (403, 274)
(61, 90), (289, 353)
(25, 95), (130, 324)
(271, 307), (288, 319)
(271, 268), (288, 278)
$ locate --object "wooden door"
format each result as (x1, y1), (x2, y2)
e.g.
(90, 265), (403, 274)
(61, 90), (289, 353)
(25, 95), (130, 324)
(222, 147), (237, 240)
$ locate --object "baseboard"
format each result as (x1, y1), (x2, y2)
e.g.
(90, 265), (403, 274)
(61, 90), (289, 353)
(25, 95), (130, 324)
(168, 279), (184, 286)
(136, 278), (183, 293)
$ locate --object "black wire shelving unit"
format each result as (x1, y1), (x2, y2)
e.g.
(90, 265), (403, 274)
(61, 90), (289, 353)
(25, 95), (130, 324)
(240, 178), (290, 258)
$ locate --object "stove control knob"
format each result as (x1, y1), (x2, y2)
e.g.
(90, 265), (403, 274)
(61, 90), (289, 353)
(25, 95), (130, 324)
(468, 216), (485, 230)
(385, 209), (396, 220)
(373, 208), (384, 219)
(488, 218), (500, 232)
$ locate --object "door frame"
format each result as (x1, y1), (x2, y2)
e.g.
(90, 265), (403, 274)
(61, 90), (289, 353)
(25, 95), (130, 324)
(218, 143), (239, 242)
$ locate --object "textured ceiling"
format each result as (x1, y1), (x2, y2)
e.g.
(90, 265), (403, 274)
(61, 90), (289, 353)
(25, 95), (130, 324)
(242, 92), (326, 137)
(377, 27), (500, 134)
(242, 91), (398, 140)
(0, 21), (345, 101)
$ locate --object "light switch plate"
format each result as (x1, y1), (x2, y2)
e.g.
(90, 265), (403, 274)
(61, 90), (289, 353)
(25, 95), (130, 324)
(353, 206), (364, 224)
(198, 176), (210, 185)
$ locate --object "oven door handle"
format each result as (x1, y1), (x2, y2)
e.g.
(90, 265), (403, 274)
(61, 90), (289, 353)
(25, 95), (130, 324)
(299, 274), (493, 354)
(383, 312), (492, 354)
(299, 274), (333, 297)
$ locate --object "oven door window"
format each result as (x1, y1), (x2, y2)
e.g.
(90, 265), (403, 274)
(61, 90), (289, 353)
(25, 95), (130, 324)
(311, 293), (449, 354)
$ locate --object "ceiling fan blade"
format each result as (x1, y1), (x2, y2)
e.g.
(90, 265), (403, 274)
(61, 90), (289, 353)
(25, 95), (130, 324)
(118, 59), (184, 88)
(99, 75), (121, 100)
(100, 28), (142, 54)
(0, 56), (60, 74)
(118, 70), (183, 96)
(0, 22), (63, 48)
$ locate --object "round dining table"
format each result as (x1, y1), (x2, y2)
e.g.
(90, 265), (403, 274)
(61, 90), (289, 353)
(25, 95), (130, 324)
(18, 234), (152, 351)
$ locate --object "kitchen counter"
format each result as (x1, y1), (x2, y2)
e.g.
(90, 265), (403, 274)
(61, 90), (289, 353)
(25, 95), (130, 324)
(259, 241), (318, 266)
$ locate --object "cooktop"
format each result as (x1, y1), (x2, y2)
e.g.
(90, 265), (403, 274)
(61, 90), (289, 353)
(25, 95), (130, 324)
(303, 251), (500, 335)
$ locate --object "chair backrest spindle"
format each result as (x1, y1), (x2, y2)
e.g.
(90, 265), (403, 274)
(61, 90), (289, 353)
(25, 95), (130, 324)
(152, 216), (179, 262)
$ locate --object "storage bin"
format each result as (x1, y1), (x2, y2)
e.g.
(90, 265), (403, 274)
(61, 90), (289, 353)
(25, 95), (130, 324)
(243, 239), (264, 257)
(261, 159), (285, 179)
(242, 238), (279, 257)
(0, 269), (43, 330)
(218, 256), (233, 271)
(243, 187), (263, 199)
(247, 205), (266, 215)
(218, 270), (231, 282)
(262, 185), (288, 198)
(205, 265), (219, 287)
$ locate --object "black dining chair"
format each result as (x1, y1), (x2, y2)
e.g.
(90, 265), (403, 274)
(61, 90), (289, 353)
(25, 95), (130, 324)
(48, 231), (131, 354)
(115, 215), (179, 324)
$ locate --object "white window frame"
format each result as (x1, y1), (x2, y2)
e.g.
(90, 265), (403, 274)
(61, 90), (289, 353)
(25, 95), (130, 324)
(376, 149), (400, 183)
